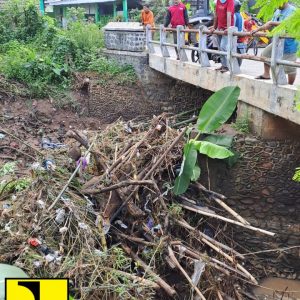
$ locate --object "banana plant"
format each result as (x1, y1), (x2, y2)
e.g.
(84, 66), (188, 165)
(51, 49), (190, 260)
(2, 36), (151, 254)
(174, 86), (241, 195)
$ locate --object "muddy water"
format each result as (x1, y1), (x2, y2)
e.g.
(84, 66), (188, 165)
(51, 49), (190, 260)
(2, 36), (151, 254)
(253, 277), (300, 299)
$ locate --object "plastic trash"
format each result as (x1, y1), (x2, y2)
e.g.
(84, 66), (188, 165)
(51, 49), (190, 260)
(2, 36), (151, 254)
(28, 238), (42, 247)
(41, 137), (66, 149)
(124, 123), (133, 134)
(0, 264), (28, 300)
(2, 204), (10, 210)
(42, 159), (56, 171)
(191, 259), (206, 286)
(115, 220), (128, 229)
(0, 133), (5, 140)
(76, 157), (88, 171)
(78, 222), (88, 230)
(59, 227), (68, 234)
(146, 218), (154, 229)
(55, 208), (66, 225)
(45, 254), (56, 263)
(37, 200), (45, 209)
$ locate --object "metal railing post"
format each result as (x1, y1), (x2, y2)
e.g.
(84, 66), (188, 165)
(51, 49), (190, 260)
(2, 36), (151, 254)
(199, 26), (210, 67)
(227, 26), (240, 75)
(146, 24), (155, 54)
(271, 35), (287, 85)
(160, 24), (170, 57)
(177, 25), (188, 61)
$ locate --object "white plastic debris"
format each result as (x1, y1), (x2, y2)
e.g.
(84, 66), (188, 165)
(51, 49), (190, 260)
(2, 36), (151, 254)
(45, 254), (56, 263)
(59, 227), (68, 234)
(115, 220), (128, 229)
(191, 259), (206, 286)
(78, 222), (88, 230)
(37, 200), (45, 209)
(33, 261), (42, 268)
(55, 208), (66, 225)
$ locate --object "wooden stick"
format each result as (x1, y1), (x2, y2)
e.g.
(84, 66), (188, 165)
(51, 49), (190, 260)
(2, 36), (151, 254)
(121, 244), (177, 297)
(47, 136), (97, 211)
(82, 180), (155, 195)
(194, 182), (227, 200)
(213, 197), (250, 225)
(97, 214), (107, 252)
(115, 231), (156, 246)
(168, 246), (206, 300)
(171, 243), (248, 278)
(179, 204), (275, 236)
(110, 129), (186, 222)
(0, 128), (43, 155)
(217, 290), (224, 300)
(200, 238), (258, 284)
(175, 219), (245, 259)
(104, 268), (160, 289)
(195, 183), (250, 225)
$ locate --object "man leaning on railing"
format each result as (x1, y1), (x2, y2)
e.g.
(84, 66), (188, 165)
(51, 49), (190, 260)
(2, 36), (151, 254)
(209, 0), (235, 73)
(251, 1), (298, 85)
(163, 0), (189, 60)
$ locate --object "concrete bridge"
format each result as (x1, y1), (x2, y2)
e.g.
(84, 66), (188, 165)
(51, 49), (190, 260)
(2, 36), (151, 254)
(103, 23), (300, 138)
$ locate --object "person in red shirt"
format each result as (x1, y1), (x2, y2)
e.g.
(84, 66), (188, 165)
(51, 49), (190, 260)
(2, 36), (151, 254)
(210, 0), (235, 72)
(164, 0), (189, 59)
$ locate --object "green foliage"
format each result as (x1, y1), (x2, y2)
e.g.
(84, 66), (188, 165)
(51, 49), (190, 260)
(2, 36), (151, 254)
(88, 56), (137, 84)
(272, 8), (300, 45)
(174, 86), (240, 195)
(292, 167), (300, 182)
(203, 134), (233, 148)
(232, 116), (250, 134)
(194, 141), (234, 159)
(129, 8), (141, 22)
(0, 40), (70, 96)
(197, 86), (240, 133)
(0, 178), (31, 193)
(0, 0), (129, 98)
(0, 162), (17, 176)
(174, 142), (198, 195)
(254, 0), (300, 52)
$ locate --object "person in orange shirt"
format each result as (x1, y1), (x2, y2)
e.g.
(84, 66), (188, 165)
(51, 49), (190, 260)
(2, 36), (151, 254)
(141, 4), (155, 28)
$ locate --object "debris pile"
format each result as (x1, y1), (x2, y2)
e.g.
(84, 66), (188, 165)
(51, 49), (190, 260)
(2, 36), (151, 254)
(0, 114), (274, 299)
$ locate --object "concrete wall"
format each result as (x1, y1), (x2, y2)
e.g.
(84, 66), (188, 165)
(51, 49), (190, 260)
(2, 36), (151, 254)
(200, 137), (300, 279)
(149, 54), (300, 128)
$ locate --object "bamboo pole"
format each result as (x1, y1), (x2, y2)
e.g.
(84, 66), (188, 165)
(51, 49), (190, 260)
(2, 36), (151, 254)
(179, 204), (275, 236)
(48, 136), (97, 211)
(122, 244), (177, 297)
(175, 219), (245, 259)
(168, 246), (206, 300)
(195, 183), (250, 225)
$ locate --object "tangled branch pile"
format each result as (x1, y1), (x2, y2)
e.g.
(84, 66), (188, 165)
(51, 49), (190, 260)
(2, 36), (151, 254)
(0, 114), (274, 299)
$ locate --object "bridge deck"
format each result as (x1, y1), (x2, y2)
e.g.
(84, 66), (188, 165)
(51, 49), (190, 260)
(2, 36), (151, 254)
(149, 52), (300, 126)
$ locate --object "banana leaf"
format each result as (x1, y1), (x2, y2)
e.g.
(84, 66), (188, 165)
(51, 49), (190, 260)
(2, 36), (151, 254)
(197, 86), (240, 133)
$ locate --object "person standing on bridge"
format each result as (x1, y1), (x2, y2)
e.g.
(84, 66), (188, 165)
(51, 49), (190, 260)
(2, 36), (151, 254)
(163, 0), (189, 60)
(251, 2), (298, 85)
(209, 0), (235, 72)
(234, 0), (246, 66)
(141, 4), (155, 29)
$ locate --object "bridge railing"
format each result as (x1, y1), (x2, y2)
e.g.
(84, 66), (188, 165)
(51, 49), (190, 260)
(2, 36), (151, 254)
(146, 25), (300, 86)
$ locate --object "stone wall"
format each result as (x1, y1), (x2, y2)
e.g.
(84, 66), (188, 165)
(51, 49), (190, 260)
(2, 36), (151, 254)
(201, 136), (300, 279)
(87, 49), (212, 121)
(104, 30), (146, 52)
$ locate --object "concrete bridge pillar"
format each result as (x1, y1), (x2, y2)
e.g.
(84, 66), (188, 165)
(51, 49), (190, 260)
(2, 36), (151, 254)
(237, 102), (300, 140)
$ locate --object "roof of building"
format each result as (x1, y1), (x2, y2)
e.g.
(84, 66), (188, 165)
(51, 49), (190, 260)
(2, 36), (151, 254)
(46, 0), (114, 5)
